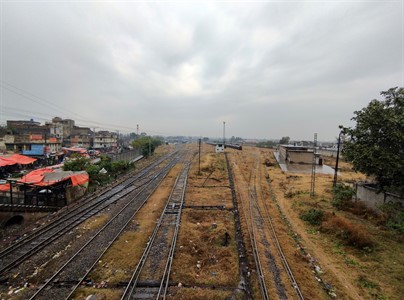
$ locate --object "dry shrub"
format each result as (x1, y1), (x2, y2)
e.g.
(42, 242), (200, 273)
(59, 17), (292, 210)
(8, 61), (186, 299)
(321, 214), (373, 249)
(348, 201), (380, 220)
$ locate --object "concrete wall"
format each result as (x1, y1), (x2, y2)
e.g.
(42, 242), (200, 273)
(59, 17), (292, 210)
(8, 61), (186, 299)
(355, 183), (403, 209)
(317, 149), (342, 158)
(288, 151), (313, 164)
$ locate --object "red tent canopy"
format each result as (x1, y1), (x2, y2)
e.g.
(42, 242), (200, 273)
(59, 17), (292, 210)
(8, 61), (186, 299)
(18, 168), (89, 187)
(0, 183), (10, 191)
(0, 154), (37, 167)
(0, 157), (17, 167)
(9, 154), (37, 165)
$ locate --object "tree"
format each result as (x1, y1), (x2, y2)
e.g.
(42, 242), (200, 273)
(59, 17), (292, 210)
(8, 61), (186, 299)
(63, 154), (91, 171)
(132, 136), (162, 157)
(279, 136), (290, 145)
(342, 87), (404, 192)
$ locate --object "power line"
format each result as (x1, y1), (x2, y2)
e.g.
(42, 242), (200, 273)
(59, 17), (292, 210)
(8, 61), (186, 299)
(1, 81), (176, 136)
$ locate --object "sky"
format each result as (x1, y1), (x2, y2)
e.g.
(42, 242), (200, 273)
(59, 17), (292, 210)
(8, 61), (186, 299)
(0, 1), (403, 141)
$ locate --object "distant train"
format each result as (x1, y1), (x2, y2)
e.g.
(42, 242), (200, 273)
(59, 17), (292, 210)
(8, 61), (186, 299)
(225, 144), (243, 150)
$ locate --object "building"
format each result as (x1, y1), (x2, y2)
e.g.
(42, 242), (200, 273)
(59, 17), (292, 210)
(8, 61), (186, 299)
(279, 145), (322, 165)
(93, 131), (118, 150)
(51, 117), (75, 139)
(3, 120), (62, 155)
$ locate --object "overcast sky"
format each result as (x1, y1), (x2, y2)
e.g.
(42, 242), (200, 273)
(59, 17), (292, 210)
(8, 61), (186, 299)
(0, 1), (403, 141)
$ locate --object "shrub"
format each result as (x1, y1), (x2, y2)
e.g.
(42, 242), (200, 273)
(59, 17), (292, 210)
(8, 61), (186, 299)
(379, 202), (404, 233)
(320, 215), (373, 249)
(332, 183), (355, 209)
(63, 154), (91, 171)
(300, 209), (324, 225)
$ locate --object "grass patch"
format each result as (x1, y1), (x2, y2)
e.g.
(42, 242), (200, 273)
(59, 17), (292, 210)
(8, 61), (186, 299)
(172, 210), (239, 287)
(170, 287), (235, 299)
(300, 209), (324, 226)
(321, 214), (373, 249)
(71, 287), (121, 300)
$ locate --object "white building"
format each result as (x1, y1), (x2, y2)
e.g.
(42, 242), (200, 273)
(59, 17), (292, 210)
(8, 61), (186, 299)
(93, 131), (118, 149)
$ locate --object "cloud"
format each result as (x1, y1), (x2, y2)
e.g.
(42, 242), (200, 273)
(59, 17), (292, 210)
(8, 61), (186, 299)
(1, 1), (402, 140)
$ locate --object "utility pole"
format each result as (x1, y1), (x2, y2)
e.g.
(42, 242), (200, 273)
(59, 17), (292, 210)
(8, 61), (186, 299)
(137, 124), (139, 136)
(223, 121), (226, 147)
(333, 125), (344, 187)
(310, 133), (317, 197)
(198, 138), (201, 175)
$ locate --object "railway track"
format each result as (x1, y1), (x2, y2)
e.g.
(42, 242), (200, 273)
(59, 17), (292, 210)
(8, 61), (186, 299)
(235, 164), (270, 300)
(257, 158), (305, 300)
(27, 152), (183, 299)
(120, 161), (189, 300)
(230, 150), (304, 300)
(0, 152), (179, 277)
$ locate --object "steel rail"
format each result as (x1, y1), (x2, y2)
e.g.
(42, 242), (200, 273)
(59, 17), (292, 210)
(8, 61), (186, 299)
(119, 165), (183, 300)
(29, 156), (179, 300)
(234, 166), (270, 300)
(0, 153), (174, 254)
(258, 162), (305, 300)
(0, 152), (172, 258)
(121, 162), (189, 300)
(65, 158), (180, 299)
(156, 164), (189, 299)
(0, 153), (177, 275)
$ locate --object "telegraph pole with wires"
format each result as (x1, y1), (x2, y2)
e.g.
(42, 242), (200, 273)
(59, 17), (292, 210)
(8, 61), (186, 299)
(310, 133), (317, 197)
(223, 121), (226, 147)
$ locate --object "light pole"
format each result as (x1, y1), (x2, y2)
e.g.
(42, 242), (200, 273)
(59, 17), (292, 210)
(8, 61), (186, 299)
(333, 126), (344, 187)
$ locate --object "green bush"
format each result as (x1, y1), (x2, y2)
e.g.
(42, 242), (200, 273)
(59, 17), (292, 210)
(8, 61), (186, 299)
(332, 183), (355, 209)
(63, 154), (91, 171)
(300, 209), (324, 225)
(380, 202), (404, 233)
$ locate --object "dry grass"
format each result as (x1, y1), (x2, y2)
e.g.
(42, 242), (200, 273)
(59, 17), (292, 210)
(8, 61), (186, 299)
(72, 287), (121, 300)
(78, 213), (109, 234)
(186, 150), (233, 208)
(321, 213), (373, 248)
(172, 210), (239, 287)
(260, 147), (404, 300)
(71, 164), (182, 300)
(168, 287), (235, 299)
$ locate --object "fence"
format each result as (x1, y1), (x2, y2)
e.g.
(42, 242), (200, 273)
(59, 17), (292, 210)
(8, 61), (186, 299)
(355, 182), (403, 209)
(107, 149), (141, 162)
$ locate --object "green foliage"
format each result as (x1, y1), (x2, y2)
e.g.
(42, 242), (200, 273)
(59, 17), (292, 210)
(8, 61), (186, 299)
(256, 140), (277, 148)
(342, 87), (404, 192)
(132, 136), (162, 157)
(279, 136), (290, 144)
(379, 202), (404, 233)
(63, 154), (91, 171)
(300, 209), (324, 225)
(332, 183), (355, 209)
(63, 153), (132, 187)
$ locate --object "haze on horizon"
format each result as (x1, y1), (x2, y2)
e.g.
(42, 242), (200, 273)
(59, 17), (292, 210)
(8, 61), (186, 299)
(0, 1), (403, 141)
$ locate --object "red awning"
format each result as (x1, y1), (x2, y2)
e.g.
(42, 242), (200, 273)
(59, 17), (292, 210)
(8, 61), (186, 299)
(18, 168), (89, 187)
(0, 157), (17, 167)
(0, 183), (10, 191)
(0, 154), (37, 167)
(9, 154), (37, 165)
(19, 168), (53, 185)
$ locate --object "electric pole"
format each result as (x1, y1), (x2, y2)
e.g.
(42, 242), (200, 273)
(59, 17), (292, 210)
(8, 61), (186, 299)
(223, 121), (226, 147)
